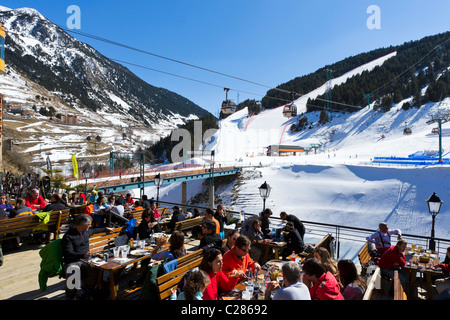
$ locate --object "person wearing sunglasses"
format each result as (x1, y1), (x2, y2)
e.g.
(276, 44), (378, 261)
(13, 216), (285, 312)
(222, 235), (261, 278)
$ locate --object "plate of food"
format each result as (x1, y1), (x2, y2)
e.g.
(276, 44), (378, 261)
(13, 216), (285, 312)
(130, 249), (150, 256)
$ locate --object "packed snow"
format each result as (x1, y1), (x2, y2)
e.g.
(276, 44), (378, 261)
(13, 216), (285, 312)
(129, 53), (450, 263)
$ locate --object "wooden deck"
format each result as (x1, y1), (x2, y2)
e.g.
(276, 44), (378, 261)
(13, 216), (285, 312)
(0, 230), (201, 300)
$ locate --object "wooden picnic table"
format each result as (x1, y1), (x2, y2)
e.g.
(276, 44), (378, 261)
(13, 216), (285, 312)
(403, 248), (442, 300)
(255, 240), (286, 265)
(84, 236), (192, 300)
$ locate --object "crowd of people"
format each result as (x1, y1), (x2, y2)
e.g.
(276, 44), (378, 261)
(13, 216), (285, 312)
(2, 185), (450, 301)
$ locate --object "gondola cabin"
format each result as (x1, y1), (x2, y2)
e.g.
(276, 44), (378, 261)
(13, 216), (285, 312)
(282, 103), (297, 118)
(221, 99), (236, 115)
(432, 127), (439, 135)
(403, 127), (412, 135)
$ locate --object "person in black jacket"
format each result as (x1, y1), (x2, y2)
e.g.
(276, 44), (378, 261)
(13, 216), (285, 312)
(282, 222), (305, 260)
(62, 214), (113, 299)
(166, 206), (185, 233)
(214, 204), (229, 240)
(42, 193), (67, 212)
(198, 218), (223, 250)
(136, 208), (161, 239)
(280, 211), (306, 241)
(260, 208), (273, 239)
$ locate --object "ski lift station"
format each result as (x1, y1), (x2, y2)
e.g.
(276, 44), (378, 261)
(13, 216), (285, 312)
(267, 144), (304, 156)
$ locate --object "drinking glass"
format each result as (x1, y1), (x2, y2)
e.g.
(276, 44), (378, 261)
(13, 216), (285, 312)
(113, 247), (120, 258)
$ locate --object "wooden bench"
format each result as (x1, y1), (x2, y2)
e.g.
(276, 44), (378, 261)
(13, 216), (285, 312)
(0, 209), (70, 243)
(393, 270), (407, 300)
(125, 207), (168, 221)
(362, 266), (381, 300)
(89, 227), (124, 253)
(119, 248), (204, 300)
(175, 216), (204, 233)
(358, 242), (372, 276)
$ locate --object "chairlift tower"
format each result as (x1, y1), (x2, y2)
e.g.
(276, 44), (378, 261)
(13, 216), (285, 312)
(325, 69), (333, 117)
(426, 101), (450, 163)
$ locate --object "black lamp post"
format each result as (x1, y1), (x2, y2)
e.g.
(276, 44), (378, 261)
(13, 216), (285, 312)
(259, 181), (271, 211)
(82, 168), (91, 199)
(154, 173), (163, 207)
(426, 192), (443, 251)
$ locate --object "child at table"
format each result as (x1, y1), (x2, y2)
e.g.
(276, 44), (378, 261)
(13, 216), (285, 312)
(170, 269), (210, 300)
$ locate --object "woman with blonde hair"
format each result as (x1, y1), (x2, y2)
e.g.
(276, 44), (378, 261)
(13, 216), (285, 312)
(313, 247), (338, 275)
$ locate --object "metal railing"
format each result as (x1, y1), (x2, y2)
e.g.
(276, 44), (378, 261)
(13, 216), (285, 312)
(153, 199), (450, 262)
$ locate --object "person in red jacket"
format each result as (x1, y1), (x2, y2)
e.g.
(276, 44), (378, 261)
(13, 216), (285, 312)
(435, 246), (450, 295)
(377, 239), (409, 292)
(25, 188), (46, 211)
(302, 258), (344, 300)
(198, 248), (241, 300)
(222, 235), (261, 278)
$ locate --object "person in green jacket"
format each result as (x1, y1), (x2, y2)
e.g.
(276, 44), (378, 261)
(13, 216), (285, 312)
(38, 238), (63, 291)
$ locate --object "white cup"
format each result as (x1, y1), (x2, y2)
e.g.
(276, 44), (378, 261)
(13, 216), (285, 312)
(113, 247), (120, 258)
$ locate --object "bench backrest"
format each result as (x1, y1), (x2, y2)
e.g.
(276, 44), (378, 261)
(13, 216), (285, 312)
(304, 234), (332, 260)
(175, 216), (204, 231)
(89, 227), (123, 253)
(125, 209), (144, 221)
(0, 209), (70, 240)
(156, 255), (203, 300)
(358, 242), (372, 276)
(393, 270), (407, 300)
(362, 266), (380, 300)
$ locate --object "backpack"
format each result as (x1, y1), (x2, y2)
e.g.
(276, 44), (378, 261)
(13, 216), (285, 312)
(84, 204), (94, 216)
(139, 257), (175, 300)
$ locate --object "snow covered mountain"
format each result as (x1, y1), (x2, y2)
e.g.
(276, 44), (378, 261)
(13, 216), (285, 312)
(0, 6), (210, 169)
(139, 53), (450, 252)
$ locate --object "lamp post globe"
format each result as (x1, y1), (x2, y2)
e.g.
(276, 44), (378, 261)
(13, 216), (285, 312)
(259, 181), (271, 211)
(426, 192), (443, 251)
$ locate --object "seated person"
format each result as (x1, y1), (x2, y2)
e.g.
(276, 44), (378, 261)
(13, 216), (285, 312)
(266, 261), (311, 300)
(282, 222), (305, 260)
(223, 229), (240, 253)
(25, 188), (46, 211)
(377, 239), (409, 293)
(92, 196), (109, 227)
(337, 259), (367, 300)
(166, 206), (185, 234)
(88, 190), (98, 204)
(313, 247), (338, 275)
(136, 208), (161, 239)
(302, 258), (344, 300)
(170, 269), (210, 300)
(366, 222), (402, 257)
(198, 219), (223, 250)
(0, 192), (14, 217)
(150, 230), (186, 261)
(150, 202), (161, 219)
(111, 198), (124, 217)
(280, 211), (305, 241)
(243, 219), (264, 264)
(222, 235), (261, 278)
(9, 198), (33, 218)
(125, 193), (134, 206)
(62, 214), (113, 299)
(42, 193), (67, 212)
(198, 248), (241, 300)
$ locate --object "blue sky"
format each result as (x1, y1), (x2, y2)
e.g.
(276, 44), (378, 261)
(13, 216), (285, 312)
(2, 0), (450, 116)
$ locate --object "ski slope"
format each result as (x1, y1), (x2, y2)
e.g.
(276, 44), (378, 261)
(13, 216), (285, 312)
(132, 52), (450, 262)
